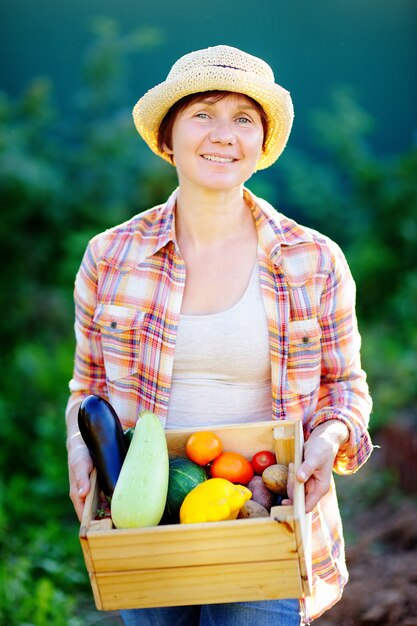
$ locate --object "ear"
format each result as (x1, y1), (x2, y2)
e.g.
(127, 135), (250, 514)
(163, 143), (174, 156)
(162, 144), (175, 165)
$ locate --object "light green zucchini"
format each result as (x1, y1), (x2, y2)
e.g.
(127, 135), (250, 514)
(111, 411), (169, 528)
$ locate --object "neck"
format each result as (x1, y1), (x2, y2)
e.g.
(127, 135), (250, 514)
(175, 185), (252, 248)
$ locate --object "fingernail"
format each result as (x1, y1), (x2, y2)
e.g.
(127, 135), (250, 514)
(298, 470), (307, 482)
(78, 487), (84, 496)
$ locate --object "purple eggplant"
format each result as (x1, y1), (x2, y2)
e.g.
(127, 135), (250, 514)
(78, 395), (127, 496)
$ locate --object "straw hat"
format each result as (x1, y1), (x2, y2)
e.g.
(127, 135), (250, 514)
(133, 45), (294, 170)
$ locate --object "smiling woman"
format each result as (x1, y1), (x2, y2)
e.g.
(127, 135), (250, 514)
(65, 44), (373, 626)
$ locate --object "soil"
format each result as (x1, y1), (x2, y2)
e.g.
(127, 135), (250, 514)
(314, 497), (417, 626)
(315, 431), (417, 626)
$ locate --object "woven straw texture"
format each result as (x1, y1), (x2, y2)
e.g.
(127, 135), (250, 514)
(133, 45), (294, 170)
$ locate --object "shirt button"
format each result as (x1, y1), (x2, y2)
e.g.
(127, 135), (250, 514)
(110, 321), (117, 329)
(302, 335), (309, 344)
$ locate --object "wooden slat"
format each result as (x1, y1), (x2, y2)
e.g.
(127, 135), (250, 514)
(89, 518), (113, 532)
(94, 559), (303, 611)
(86, 515), (298, 573)
(80, 468), (99, 536)
(79, 468), (100, 573)
(273, 425), (295, 465)
(166, 420), (292, 459)
(88, 572), (104, 611)
(292, 420), (312, 596)
(78, 470), (105, 609)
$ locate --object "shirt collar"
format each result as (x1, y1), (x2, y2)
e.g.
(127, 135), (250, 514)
(147, 188), (179, 255)
(243, 187), (315, 265)
(107, 187), (315, 269)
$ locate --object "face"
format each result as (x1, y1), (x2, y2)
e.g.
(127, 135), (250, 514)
(164, 94), (264, 193)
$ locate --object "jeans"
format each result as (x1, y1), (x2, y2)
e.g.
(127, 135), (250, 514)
(120, 599), (301, 626)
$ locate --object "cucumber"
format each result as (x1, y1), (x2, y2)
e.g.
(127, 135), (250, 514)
(111, 411), (169, 529)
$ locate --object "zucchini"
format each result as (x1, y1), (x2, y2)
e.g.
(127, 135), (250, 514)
(77, 395), (127, 496)
(111, 411), (169, 529)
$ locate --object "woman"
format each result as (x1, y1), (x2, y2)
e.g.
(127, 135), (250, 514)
(66, 45), (373, 625)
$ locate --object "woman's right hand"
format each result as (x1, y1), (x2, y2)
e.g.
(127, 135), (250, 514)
(67, 434), (93, 522)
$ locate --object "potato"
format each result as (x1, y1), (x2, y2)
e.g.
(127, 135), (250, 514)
(238, 500), (269, 518)
(262, 464), (288, 495)
(247, 475), (275, 511)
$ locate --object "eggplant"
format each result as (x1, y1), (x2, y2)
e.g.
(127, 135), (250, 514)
(78, 395), (128, 496)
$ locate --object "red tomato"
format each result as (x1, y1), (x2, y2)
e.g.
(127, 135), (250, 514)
(210, 452), (254, 485)
(251, 450), (276, 475)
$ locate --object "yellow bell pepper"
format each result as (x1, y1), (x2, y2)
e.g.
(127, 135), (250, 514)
(179, 477), (252, 524)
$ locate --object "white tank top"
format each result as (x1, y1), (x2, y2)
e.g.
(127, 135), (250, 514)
(166, 263), (272, 429)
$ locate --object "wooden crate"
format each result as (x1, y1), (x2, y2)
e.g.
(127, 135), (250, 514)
(79, 419), (312, 611)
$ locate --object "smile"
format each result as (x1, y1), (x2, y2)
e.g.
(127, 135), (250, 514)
(201, 155), (236, 163)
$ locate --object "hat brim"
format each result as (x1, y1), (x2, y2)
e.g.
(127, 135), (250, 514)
(133, 66), (294, 170)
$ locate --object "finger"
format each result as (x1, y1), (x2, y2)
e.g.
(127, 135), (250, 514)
(74, 498), (85, 523)
(70, 487), (86, 522)
(70, 465), (91, 521)
(68, 454), (93, 521)
(305, 490), (321, 514)
(70, 454), (93, 497)
(287, 462), (295, 501)
(296, 460), (316, 483)
(76, 473), (90, 499)
(304, 478), (331, 513)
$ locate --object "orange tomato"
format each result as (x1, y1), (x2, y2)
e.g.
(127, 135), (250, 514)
(185, 431), (223, 466)
(210, 451), (254, 485)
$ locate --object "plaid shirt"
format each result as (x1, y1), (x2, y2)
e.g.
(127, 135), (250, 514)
(67, 187), (372, 623)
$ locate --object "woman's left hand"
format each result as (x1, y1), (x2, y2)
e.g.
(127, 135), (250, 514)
(283, 420), (349, 513)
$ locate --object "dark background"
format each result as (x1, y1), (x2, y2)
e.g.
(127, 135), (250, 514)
(1, 0), (416, 156)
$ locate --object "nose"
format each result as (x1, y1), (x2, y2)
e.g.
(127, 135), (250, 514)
(209, 119), (236, 145)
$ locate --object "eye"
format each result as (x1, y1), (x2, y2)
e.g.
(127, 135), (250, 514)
(194, 112), (210, 119)
(236, 116), (252, 124)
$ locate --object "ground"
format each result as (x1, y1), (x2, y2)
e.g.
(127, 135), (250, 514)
(315, 495), (417, 625)
(314, 444), (417, 626)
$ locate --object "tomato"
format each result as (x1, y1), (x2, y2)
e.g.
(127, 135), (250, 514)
(210, 451), (254, 485)
(185, 431), (223, 466)
(251, 450), (276, 475)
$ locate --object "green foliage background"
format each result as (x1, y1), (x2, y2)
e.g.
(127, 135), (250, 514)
(0, 22), (416, 625)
